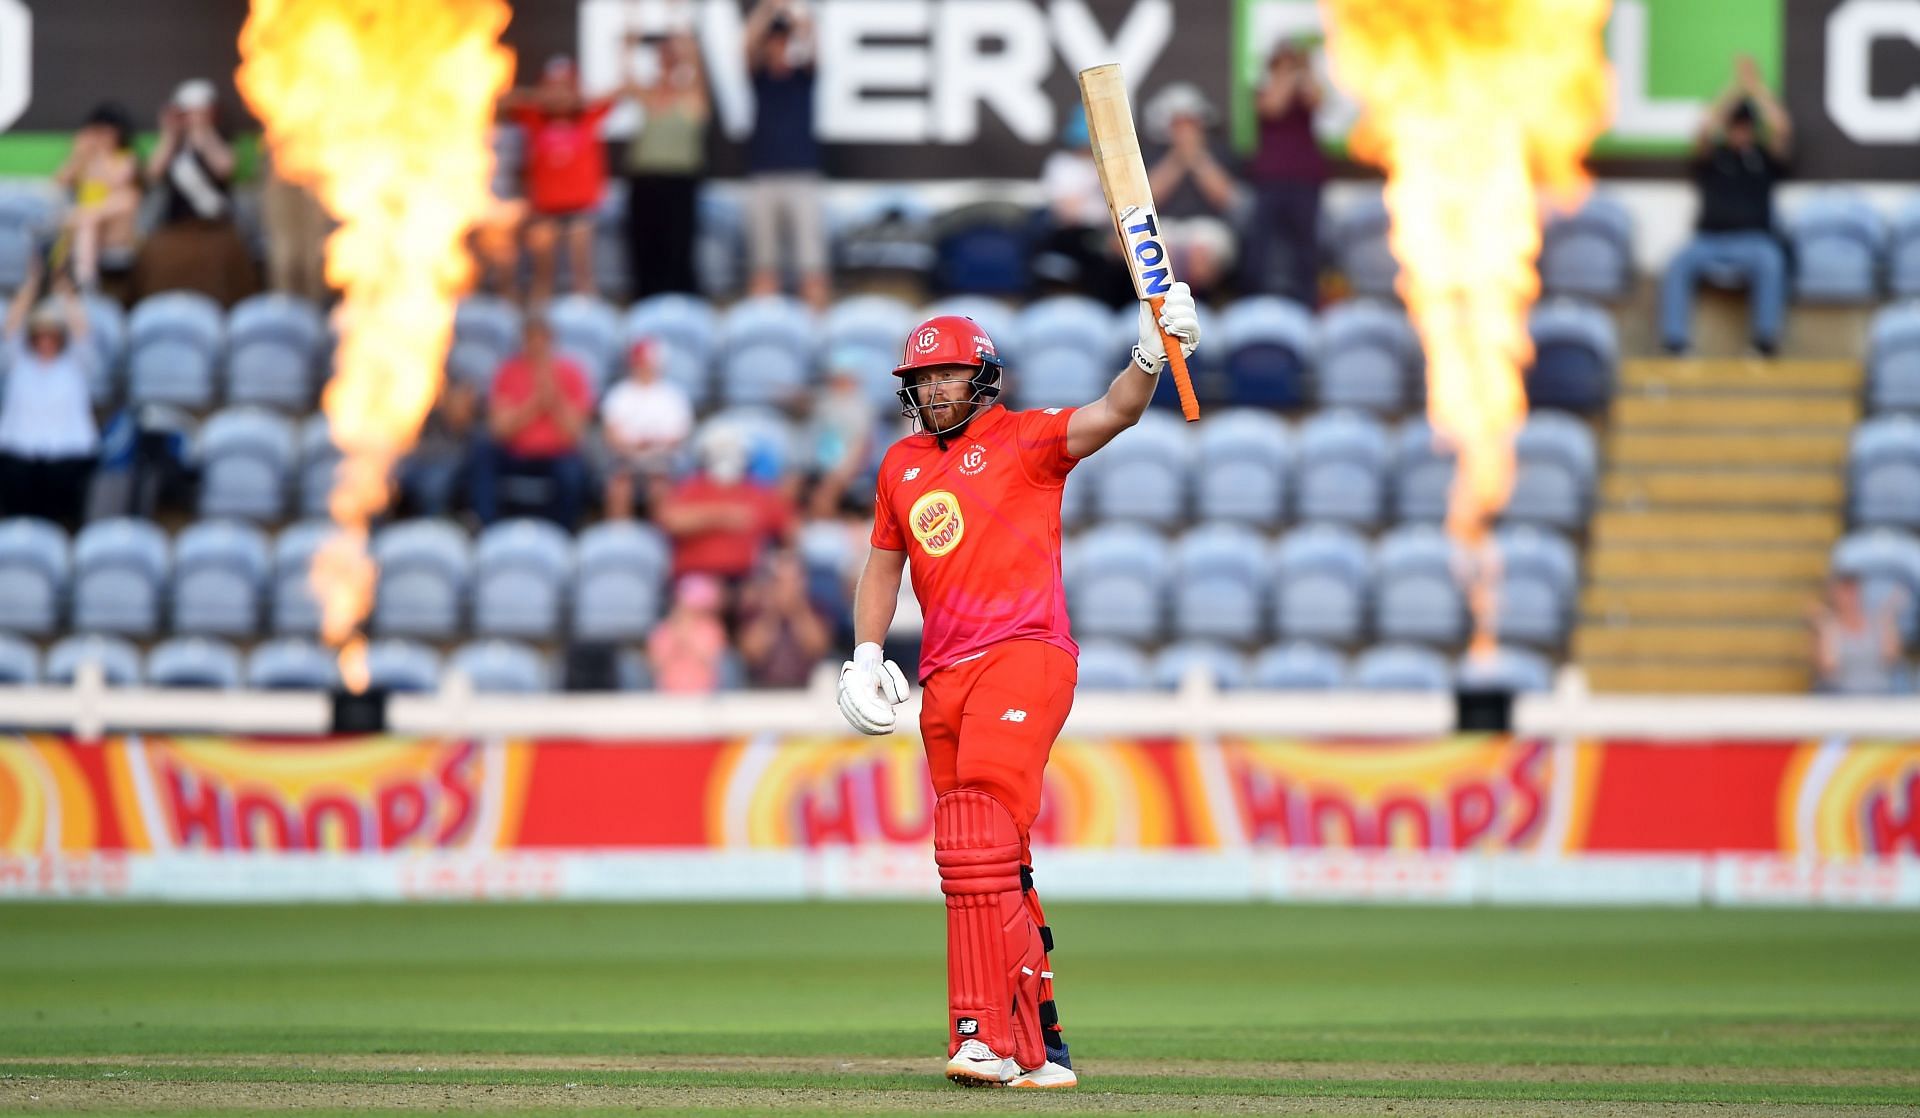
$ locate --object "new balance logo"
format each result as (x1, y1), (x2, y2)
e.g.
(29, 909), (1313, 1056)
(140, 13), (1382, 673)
(1000, 709), (1027, 722)
(957, 1017), (979, 1036)
(902, 467), (921, 481)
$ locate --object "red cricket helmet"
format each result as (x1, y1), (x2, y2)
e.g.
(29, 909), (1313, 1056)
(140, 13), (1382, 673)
(892, 315), (1004, 438)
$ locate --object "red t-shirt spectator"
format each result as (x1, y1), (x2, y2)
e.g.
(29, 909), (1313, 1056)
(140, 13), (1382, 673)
(514, 102), (613, 215)
(661, 476), (796, 580)
(489, 354), (592, 458)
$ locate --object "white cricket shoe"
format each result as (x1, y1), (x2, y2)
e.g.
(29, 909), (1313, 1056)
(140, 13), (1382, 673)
(945, 1039), (1019, 1087)
(1009, 1059), (1078, 1089)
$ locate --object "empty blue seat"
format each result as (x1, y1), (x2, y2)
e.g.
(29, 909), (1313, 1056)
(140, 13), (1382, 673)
(1171, 522), (1268, 643)
(1526, 298), (1617, 414)
(572, 521), (669, 641)
(1393, 417), (1455, 523)
(0, 189), (55, 291)
(1272, 523), (1371, 644)
(473, 518), (572, 639)
(1352, 643), (1453, 691)
(1067, 523), (1169, 642)
(1194, 409), (1289, 524)
(246, 637), (339, 690)
(1251, 641), (1346, 689)
(1075, 638), (1150, 690)
(128, 291), (225, 408)
(0, 517), (69, 635)
(226, 293), (325, 410)
(1295, 410), (1389, 526)
(1851, 414), (1920, 529)
(1090, 410), (1190, 527)
(719, 296), (816, 408)
(46, 633), (142, 686)
(372, 520), (471, 639)
(198, 406), (295, 522)
(80, 293), (128, 406)
(1318, 299), (1418, 413)
(547, 294), (623, 396)
(1892, 193), (1920, 299)
(1456, 645), (1555, 693)
(1507, 411), (1596, 531)
(1151, 640), (1249, 690)
(450, 639), (551, 693)
(932, 202), (1033, 296)
(1219, 295), (1315, 408)
(1786, 190), (1885, 304)
(1330, 192), (1397, 298)
(298, 415), (341, 519)
(172, 519), (269, 637)
(146, 636), (243, 689)
(364, 638), (442, 694)
(1060, 466), (1092, 530)
(823, 296), (916, 405)
(1372, 524), (1467, 647)
(0, 633), (40, 684)
(270, 519), (333, 635)
(1493, 525), (1579, 649)
(448, 296), (522, 391)
(72, 518), (170, 636)
(1831, 529), (1920, 642)
(1868, 303), (1920, 413)
(1017, 295), (1117, 409)
(1540, 192), (1633, 300)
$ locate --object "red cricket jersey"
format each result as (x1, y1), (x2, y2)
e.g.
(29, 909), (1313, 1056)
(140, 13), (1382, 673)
(871, 404), (1082, 680)
(514, 102), (613, 215)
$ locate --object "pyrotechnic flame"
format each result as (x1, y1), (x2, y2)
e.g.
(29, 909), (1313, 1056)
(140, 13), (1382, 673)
(1322, 0), (1612, 658)
(238, 0), (514, 690)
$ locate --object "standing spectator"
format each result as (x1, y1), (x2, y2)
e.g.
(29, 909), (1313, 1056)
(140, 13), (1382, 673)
(1811, 576), (1907, 695)
(1245, 42), (1328, 303)
(801, 352), (876, 518)
(470, 315), (592, 527)
(738, 549), (831, 688)
(654, 426), (796, 591)
(0, 262), (99, 529)
(397, 379), (477, 517)
(744, 0), (829, 309)
(1659, 55), (1792, 357)
(598, 337), (693, 519)
(134, 79), (258, 307)
(260, 148), (332, 303)
(1143, 84), (1251, 300)
(646, 573), (730, 694)
(503, 56), (616, 305)
(51, 102), (141, 295)
(623, 28), (710, 298)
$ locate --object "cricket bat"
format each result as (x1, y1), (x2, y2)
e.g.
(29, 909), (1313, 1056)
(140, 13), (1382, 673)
(1078, 63), (1200, 422)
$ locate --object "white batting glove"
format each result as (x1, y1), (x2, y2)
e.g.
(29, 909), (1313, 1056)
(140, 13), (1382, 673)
(837, 642), (911, 735)
(1133, 281), (1201, 374)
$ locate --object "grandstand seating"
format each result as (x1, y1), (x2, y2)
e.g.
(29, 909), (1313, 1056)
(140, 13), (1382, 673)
(1785, 189), (1886, 304)
(226, 293), (326, 410)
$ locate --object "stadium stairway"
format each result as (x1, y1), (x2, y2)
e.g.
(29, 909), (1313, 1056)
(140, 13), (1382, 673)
(1574, 357), (1859, 693)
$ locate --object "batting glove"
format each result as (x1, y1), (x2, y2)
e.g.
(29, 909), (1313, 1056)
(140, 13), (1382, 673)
(1133, 281), (1201, 374)
(837, 642), (911, 735)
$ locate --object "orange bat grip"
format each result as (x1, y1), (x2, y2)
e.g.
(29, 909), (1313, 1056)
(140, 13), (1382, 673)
(1149, 294), (1200, 422)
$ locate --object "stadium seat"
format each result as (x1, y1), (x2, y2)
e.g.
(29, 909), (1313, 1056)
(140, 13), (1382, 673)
(0, 633), (40, 685)
(627, 292), (722, 365)
(226, 293), (325, 410)
(1066, 523), (1170, 642)
(1295, 409), (1390, 527)
(694, 186), (748, 296)
(546, 293), (623, 396)
(270, 519), (333, 635)
(146, 636), (243, 689)
(572, 521), (669, 641)
(1867, 303), (1920, 413)
(1250, 641), (1347, 689)
(0, 517), (69, 635)
(922, 296), (1022, 360)
(1850, 414), (1920, 530)
(371, 519), (471, 639)
(1218, 295), (1316, 408)
(1171, 522), (1269, 643)
(1539, 192), (1634, 301)
(297, 415), (342, 520)
(198, 406), (295, 522)
(1318, 299), (1419, 413)
(79, 293), (128, 406)
(1194, 408), (1289, 524)
(1455, 645), (1556, 693)
(450, 639), (551, 694)
(245, 637), (339, 691)
(71, 518), (170, 636)
(1271, 523), (1371, 645)
(1526, 298), (1618, 414)
(1393, 417), (1456, 523)
(1151, 640), (1250, 690)
(127, 291), (225, 409)
(1372, 524), (1468, 647)
(363, 638), (442, 694)
(171, 519), (269, 637)
(1892, 193), (1920, 299)
(1507, 411), (1596, 531)
(1831, 529), (1920, 642)
(719, 295), (816, 408)
(1493, 525), (1580, 649)
(1017, 296), (1118, 409)
(472, 518), (572, 639)
(823, 295), (917, 410)
(448, 295), (522, 392)
(1786, 189), (1885, 303)
(1352, 643), (1453, 691)
(1089, 410), (1191, 527)
(46, 633), (142, 686)
(0, 189), (55, 292)
(1074, 638), (1151, 690)
(931, 200), (1033, 297)
(1060, 466), (1092, 530)
(1330, 191), (1398, 299)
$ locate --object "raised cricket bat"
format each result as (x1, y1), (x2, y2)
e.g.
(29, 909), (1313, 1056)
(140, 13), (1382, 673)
(1078, 63), (1199, 422)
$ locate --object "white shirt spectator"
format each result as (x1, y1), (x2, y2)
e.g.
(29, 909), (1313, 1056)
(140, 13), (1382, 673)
(602, 377), (693, 450)
(0, 333), (99, 460)
(1042, 149), (1104, 229)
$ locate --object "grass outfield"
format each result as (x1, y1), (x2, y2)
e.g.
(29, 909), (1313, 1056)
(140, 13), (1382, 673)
(1, 902), (1917, 1116)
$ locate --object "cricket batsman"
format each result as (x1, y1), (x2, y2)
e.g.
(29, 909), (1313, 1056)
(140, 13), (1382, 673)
(836, 285), (1201, 1088)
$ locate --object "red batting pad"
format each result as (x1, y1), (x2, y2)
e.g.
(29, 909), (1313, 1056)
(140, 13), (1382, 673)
(934, 789), (1046, 1069)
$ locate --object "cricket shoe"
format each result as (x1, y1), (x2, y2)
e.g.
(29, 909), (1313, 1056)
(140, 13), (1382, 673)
(945, 1039), (1019, 1087)
(1009, 1059), (1078, 1089)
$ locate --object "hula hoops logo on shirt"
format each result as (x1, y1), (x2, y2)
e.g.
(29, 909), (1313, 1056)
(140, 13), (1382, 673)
(909, 490), (965, 557)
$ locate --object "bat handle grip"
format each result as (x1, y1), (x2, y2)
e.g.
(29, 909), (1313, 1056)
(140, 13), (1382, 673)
(1150, 295), (1201, 422)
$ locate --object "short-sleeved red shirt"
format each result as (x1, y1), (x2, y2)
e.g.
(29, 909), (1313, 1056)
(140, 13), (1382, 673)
(665, 477), (795, 581)
(871, 404), (1082, 680)
(514, 102), (613, 215)
(489, 355), (592, 458)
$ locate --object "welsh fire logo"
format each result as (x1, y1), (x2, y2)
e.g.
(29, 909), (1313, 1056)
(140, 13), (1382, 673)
(909, 489), (964, 557)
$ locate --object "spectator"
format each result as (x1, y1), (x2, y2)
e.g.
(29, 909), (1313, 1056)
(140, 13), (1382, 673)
(0, 262), (98, 530)
(623, 28), (709, 298)
(133, 79), (258, 307)
(1659, 55), (1791, 357)
(1245, 41), (1328, 303)
(744, 0), (829, 309)
(646, 572), (730, 694)
(1811, 576), (1907, 695)
(737, 549), (830, 688)
(801, 351), (875, 518)
(473, 123), (530, 299)
(502, 56), (616, 305)
(598, 337), (693, 519)
(1032, 108), (1133, 305)
(1143, 83), (1250, 300)
(654, 426), (796, 591)
(260, 147), (332, 303)
(396, 378), (477, 517)
(470, 315), (592, 527)
(51, 102), (141, 295)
